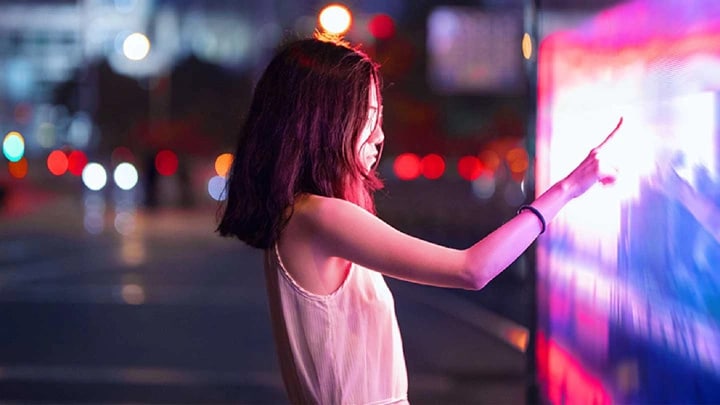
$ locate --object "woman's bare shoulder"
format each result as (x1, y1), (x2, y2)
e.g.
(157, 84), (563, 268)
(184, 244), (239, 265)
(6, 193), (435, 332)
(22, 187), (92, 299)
(292, 194), (364, 226)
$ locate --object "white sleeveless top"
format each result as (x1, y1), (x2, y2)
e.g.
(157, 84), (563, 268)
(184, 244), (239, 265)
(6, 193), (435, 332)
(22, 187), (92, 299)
(264, 246), (409, 405)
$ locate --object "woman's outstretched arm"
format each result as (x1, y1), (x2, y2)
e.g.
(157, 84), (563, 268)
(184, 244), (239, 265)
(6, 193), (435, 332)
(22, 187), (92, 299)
(466, 117), (623, 287)
(299, 118), (623, 290)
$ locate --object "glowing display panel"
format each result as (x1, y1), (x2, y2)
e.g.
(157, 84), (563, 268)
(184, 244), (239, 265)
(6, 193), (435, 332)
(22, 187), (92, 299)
(535, 1), (720, 403)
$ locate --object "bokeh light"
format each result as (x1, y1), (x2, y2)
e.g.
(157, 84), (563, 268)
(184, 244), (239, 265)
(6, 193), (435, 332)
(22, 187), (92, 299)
(393, 153), (421, 180)
(368, 14), (395, 40)
(8, 157), (28, 179)
(506, 148), (528, 170)
(120, 237), (145, 267)
(67, 150), (88, 176)
(522, 32), (533, 60)
(506, 147), (529, 181)
(155, 150), (178, 176)
(47, 150), (69, 176)
(83, 193), (105, 234)
(214, 153), (233, 177)
(67, 112), (92, 148)
(318, 4), (352, 35)
(121, 284), (145, 305)
(123, 32), (151, 61)
(36, 122), (56, 148)
(114, 211), (136, 236)
(82, 162), (108, 191)
(3, 131), (25, 162)
(113, 162), (139, 191)
(5, 58), (34, 100)
(480, 150), (501, 174)
(457, 155), (485, 181)
(111, 146), (135, 165)
(421, 153), (445, 179)
(472, 174), (496, 200)
(208, 175), (228, 201)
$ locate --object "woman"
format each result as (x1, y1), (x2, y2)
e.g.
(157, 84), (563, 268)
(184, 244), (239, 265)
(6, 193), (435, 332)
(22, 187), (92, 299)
(217, 34), (622, 404)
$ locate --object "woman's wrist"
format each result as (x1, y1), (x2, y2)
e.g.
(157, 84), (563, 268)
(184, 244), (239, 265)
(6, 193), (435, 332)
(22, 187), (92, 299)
(553, 177), (577, 201)
(517, 204), (546, 234)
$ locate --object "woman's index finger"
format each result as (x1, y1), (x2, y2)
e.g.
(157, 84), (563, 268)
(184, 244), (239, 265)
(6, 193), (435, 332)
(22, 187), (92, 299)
(597, 117), (624, 149)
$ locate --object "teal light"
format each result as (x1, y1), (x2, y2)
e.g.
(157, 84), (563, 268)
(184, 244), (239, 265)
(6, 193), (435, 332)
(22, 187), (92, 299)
(3, 132), (25, 162)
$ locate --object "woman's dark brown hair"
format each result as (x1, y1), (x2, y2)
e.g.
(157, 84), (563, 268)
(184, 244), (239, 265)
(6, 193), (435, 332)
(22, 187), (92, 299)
(217, 35), (384, 249)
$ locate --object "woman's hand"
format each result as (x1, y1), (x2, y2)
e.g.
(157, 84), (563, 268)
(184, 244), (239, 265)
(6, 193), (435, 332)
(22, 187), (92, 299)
(561, 117), (624, 199)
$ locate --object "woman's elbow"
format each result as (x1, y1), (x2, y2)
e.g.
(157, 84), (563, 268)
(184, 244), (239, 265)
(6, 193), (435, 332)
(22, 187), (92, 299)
(459, 249), (504, 290)
(460, 265), (489, 291)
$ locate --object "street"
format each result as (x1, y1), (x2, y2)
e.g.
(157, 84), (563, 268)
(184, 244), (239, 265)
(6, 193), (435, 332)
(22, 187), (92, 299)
(0, 185), (527, 404)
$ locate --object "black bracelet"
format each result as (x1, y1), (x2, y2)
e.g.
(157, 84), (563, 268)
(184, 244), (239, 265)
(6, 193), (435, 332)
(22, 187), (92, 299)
(517, 204), (546, 234)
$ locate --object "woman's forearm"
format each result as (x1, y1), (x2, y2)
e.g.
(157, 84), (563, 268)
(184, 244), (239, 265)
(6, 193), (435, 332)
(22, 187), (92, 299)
(464, 179), (575, 289)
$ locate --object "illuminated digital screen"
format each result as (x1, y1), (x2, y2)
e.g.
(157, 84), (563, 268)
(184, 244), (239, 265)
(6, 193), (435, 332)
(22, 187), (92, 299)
(535, 0), (720, 403)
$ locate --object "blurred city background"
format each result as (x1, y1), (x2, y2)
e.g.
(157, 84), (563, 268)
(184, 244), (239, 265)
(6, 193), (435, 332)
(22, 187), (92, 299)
(0, 0), (624, 403)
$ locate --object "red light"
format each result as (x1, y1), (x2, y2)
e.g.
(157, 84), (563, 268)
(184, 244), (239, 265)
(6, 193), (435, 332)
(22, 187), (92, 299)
(47, 150), (69, 176)
(155, 149), (178, 176)
(421, 153), (445, 179)
(8, 157), (28, 179)
(67, 150), (88, 176)
(111, 146), (135, 165)
(368, 14), (395, 40)
(457, 155), (484, 181)
(480, 149), (501, 173)
(393, 153), (421, 180)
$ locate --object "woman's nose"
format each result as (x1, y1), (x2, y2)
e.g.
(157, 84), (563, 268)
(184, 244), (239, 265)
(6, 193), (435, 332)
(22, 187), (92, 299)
(370, 125), (384, 145)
